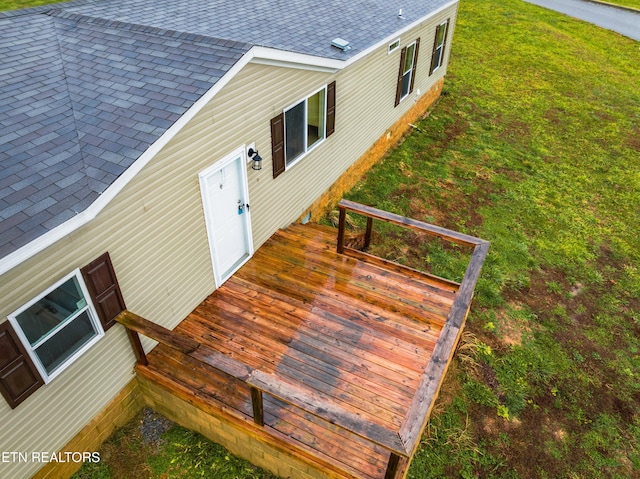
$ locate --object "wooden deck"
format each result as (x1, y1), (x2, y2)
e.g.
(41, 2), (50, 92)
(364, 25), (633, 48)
(119, 201), (489, 479)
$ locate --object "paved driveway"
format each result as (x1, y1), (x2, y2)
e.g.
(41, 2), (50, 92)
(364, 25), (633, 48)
(526, 0), (640, 40)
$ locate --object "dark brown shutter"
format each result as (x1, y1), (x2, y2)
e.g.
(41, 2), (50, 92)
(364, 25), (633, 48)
(0, 322), (44, 409)
(81, 252), (126, 331)
(409, 37), (420, 95)
(394, 46), (407, 107)
(441, 20), (450, 69)
(326, 81), (336, 137)
(270, 113), (286, 179)
(430, 21), (449, 75)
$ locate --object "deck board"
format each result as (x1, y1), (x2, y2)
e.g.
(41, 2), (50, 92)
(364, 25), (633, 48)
(144, 223), (457, 479)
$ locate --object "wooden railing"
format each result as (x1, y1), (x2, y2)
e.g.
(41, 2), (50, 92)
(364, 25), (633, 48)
(116, 310), (410, 479)
(337, 199), (490, 467)
(117, 202), (488, 479)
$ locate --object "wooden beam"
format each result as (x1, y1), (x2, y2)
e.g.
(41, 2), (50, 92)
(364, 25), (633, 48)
(364, 216), (373, 250)
(251, 387), (264, 426)
(341, 246), (461, 291)
(336, 207), (346, 254)
(398, 242), (489, 453)
(338, 199), (489, 247)
(384, 453), (401, 479)
(115, 311), (200, 354)
(115, 310), (253, 382)
(125, 329), (148, 366)
(248, 369), (409, 458)
(448, 243), (489, 328)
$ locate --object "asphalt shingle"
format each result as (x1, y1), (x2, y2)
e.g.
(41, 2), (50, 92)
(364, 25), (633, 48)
(0, 0), (451, 261)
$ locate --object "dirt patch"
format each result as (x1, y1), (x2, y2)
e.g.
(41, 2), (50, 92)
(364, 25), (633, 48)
(543, 107), (566, 126)
(498, 119), (531, 140)
(469, 392), (581, 479)
(494, 304), (535, 347)
(626, 125), (640, 151)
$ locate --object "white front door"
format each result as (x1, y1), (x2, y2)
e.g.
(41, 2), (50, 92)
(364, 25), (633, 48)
(199, 147), (253, 287)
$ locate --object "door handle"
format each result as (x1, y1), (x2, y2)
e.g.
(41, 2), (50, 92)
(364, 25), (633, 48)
(238, 199), (249, 215)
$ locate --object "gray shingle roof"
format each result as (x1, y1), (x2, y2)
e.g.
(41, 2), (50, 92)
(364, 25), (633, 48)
(0, 0), (451, 261)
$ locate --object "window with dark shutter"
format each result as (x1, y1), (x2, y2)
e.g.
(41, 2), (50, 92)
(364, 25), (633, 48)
(395, 46), (407, 107)
(271, 83), (335, 177)
(81, 252), (126, 331)
(409, 38), (420, 93)
(0, 321), (44, 409)
(395, 39), (420, 106)
(4, 253), (124, 389)
(271, 113), (286, 179)
(8, 271), (104, 383)
(430, 20), (450, 75)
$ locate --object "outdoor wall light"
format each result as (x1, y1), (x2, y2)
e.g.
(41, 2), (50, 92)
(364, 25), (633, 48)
(248, 148), (262, 170)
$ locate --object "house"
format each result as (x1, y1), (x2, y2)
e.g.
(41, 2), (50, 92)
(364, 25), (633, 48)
(0, 0), (463, 478)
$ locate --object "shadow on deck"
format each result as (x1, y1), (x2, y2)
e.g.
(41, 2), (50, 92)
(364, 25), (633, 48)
(117, 200), (489, 479)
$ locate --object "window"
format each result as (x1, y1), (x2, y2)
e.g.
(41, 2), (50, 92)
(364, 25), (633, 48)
(8, 271), (104, 383)
(394, 39), (420, 106)
(284, 87), (326, 166)
(430, 20), (450, 75)
(1, 252), (124, 408)
(271, 82), (336, 178)
(388, 38), (400, 54)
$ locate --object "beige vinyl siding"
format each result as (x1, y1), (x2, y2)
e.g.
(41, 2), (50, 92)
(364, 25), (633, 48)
(0, 4), (457, 478)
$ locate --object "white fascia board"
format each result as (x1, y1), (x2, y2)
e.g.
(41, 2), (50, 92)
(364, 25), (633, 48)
(342, 0), (459, 67)
(250, 46), (342, 73)
(249, 0), (459, 72)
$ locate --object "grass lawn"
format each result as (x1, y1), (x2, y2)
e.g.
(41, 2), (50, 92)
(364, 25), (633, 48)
(600, 0), (640, 10)
(0, 0), (64, 10)
(341, 0), (640, 477)
(6, 0), (639, 477)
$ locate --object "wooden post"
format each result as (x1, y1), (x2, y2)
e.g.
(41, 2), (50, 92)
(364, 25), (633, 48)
(384, 453), (401, 479)
(251, 387), (264, 426)
(125, 329), (148, 366)
(336, 207), (346, 254)
(364, 217), (373, 250)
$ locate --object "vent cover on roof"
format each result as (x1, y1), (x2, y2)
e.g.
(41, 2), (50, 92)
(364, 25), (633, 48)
(331, 38), (351, 51)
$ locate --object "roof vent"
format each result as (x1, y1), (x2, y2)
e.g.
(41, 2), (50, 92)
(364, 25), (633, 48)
(331, 38), (351, 51)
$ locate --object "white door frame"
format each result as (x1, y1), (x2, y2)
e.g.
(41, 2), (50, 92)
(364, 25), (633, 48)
(199, 145), (254, 288)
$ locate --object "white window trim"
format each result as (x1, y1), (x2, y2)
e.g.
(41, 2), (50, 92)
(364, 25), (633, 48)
(432, 21), (448, 74)
(283, 84), (328, 170)
(399, 40), (417, 102)
(388, 38), (400, 54)
(8, 270), (104, 384)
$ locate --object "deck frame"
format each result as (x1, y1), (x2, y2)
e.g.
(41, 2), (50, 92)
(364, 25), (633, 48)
(336, 199), (490, 464)
(118, 200), (488, 479)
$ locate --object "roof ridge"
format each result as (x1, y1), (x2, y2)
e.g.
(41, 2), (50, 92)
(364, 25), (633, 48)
(45, 8), (253, 50)
(46, 10), (101, 199)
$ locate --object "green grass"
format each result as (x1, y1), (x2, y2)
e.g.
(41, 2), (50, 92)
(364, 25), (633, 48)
(72, 410), (278, 479)
(344, 0), (639, 477)
(10, 0), (640, 477)
(0, 0), (65, 10)
(598, 0), (640, 11)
